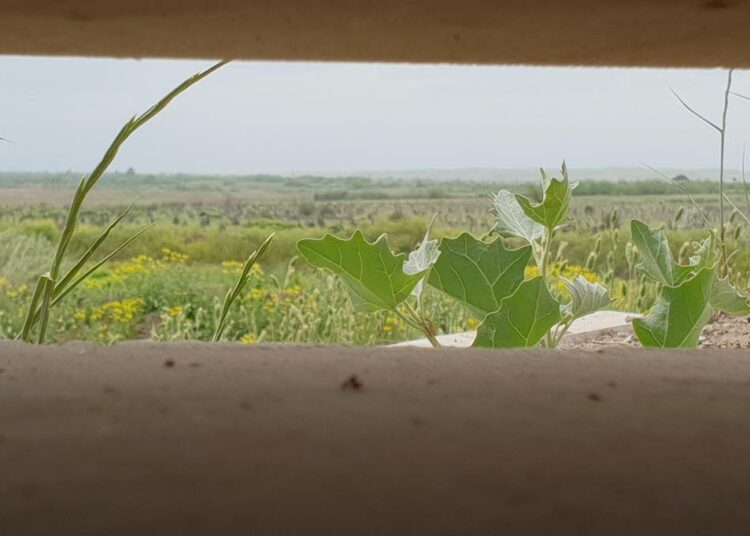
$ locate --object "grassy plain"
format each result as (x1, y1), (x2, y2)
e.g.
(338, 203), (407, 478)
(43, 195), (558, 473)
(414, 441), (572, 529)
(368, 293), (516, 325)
(1, 172), (748, 344)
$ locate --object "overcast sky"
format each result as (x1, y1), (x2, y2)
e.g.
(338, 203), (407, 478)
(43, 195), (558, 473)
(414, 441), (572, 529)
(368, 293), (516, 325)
(2, 56), (750, 175)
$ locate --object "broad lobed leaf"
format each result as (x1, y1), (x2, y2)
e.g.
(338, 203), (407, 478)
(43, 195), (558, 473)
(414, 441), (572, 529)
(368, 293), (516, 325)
(630, 219), (714, 286)
(515, 175), (571, 230)
(560, 275), (611, 320)
(297, 231), (426, 313)
(473, 277), (562, 348)
(427, 233), (531, 317)
(710, 276), (750, 316)
(630, 220), (679, 286)
(633, 267), (715, 348)
(491, 189), (544, 244)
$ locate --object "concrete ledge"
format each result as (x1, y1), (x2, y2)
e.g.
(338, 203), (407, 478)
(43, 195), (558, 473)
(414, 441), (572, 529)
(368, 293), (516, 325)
(1, 0), (750, 67)
(1, 341), (750, 534)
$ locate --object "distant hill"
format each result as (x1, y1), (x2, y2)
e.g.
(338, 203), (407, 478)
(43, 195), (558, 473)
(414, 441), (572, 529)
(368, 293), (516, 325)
(287, 168), (735, 183)
(0, 168), (739, 185)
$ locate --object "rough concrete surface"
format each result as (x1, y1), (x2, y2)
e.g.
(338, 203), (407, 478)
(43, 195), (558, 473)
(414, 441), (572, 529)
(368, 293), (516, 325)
(2, 341), (750, 534)
(2, 0), (750, 67)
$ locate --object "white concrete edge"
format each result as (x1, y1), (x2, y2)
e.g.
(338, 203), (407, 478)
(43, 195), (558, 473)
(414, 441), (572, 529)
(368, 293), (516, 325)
(389, 310), (641, 348)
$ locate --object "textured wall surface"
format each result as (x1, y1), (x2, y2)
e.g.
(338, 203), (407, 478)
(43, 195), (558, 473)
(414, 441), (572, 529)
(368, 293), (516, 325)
(0, 0), (747, 66)
(2, 341), (750, 534)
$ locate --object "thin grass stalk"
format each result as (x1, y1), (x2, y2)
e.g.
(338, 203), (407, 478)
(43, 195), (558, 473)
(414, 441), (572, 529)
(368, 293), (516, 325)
(743, 144), (750, 216)
(213, 233), (275, 342)
(718, 69), (733, 275)
(641, 163), (711, 226)
(23, 222), (155, 333)
(722, 193), (750, 226)
(51, 223), (156, 306)
(18, 276), (48, 341)
(35, 275), (54, 344)
(670, 68), (733, 275)
(54, 200), (138, 295)
(26, 60), (227, 343)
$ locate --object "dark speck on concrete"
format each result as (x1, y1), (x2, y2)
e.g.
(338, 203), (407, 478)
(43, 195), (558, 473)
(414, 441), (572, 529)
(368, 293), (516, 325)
(341, 375), (363, 391)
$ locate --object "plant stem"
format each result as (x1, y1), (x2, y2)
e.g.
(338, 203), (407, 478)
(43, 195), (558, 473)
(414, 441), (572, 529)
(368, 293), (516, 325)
(540, 227), (555, 348)
(719, 69), (733, 276)
(402, 303), (441, 348)
(212, 232), (274, 342)
(540, 229), (552, 280)
(550, 317), (574, 348)
(670, 69), (733, 275)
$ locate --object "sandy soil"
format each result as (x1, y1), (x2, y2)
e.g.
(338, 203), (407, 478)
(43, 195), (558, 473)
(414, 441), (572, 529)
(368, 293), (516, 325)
(571, 313), (750, 350)
(2, 341), (750, 534)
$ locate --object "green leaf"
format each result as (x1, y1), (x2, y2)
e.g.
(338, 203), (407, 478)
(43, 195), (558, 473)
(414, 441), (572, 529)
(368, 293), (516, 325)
(473, 277), (562, 349)
(491, 189), (544, 244)
(633, 268), (715, 348)
(630, 220), (678, 286)
(710, 276), (750, 315)
(688, 232), (719, 272)
(427, 233), (531, 317)
(297, 231), (425, 313)
(515, 176), (571, 230)
(560, 275), (611, 320)
(403, 223), (441, 298)
(631, 220), (716, 286)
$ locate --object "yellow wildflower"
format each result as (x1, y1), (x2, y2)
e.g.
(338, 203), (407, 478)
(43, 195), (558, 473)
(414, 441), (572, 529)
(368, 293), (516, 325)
(249, 288), (266, 301)
(525, 263), (598, 293)
(221, 261), (243, 275)
(5, 284), (28, 299)
(167, 305), (184, 318)
(383, 314), (403, 334)
(161, 248), (189, 263)
(283, 285), (302, 300)
(90, 298), (144, 324)
(240, 333), (258, 344)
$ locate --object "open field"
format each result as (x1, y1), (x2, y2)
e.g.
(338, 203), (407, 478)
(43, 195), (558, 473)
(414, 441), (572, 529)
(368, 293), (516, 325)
(2, 172), (749, 345)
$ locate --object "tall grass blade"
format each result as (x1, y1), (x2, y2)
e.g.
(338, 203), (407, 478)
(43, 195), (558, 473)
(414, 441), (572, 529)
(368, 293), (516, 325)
(54, 200), (139, 296)
(24, 60), (227, 344)
(35, 275), (54, 344)
(18, 276), (48, 342)
(213, 233), (275, 342)
(52, 223), (156, 306)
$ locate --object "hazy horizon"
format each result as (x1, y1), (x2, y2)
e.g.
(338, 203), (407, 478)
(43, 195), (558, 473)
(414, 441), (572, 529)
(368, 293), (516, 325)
(0, 166), (741, 185)
(3, 57), (750, 175)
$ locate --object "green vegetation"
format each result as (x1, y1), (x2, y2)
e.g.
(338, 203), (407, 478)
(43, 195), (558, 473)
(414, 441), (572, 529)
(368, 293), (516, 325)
(213, 233), (274, 342)
(17, 60), (228, 343)
(3, 66), (750, 348)
(631, 221), (750, 347)
(2, 167), (750, 346)
(299, 165), (612, 349)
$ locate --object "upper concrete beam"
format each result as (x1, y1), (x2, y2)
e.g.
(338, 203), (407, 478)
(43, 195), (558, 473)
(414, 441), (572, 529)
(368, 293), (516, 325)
(0, 0), (747, 67)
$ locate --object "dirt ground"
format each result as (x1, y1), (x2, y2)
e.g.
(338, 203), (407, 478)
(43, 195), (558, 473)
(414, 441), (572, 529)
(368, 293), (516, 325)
(569, 313), (750, 350)
(2, 341), (750, 534)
